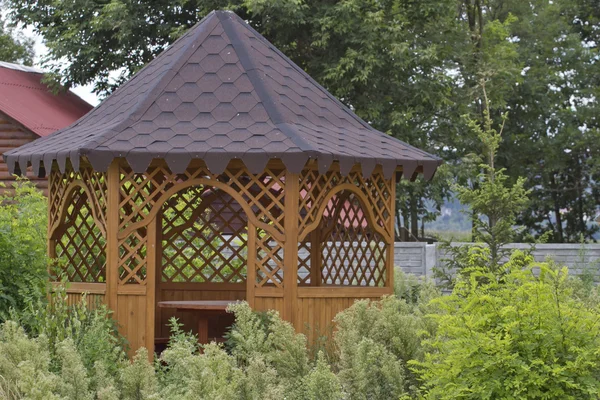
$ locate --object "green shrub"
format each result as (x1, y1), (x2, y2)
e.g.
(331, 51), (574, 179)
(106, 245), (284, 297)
(0, 321), (56, 399)
(302, 351), (342, 400)
(333, 296), (430, 396)
(227, 303), (309, 380)
(394, 267), (440, 308)
(0, 180), (47, 321)
(121, 348), (159, 400)
(414, 256), (600, 399)
(25, 284), (127, 376)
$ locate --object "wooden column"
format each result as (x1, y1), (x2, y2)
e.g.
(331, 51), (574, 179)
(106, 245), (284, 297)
(145, 217), (157, 356)
(154, 211), (163, 336)
(47, 172), (57, 269)
(246, 222), (256, 307)
(309, 229), (321, 286)
(386, 173), (397, 289)
(283, 171), (300, 325)
(106, 161), (120, 311)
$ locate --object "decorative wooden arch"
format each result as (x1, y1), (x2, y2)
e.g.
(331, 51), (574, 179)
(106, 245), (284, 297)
(117, 176), (283, 243)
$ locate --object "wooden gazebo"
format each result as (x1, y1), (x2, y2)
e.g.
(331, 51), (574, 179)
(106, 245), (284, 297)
(5, 11), (440, 352)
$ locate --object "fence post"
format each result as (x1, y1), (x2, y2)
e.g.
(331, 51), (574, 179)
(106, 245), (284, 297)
(425, 244), (437, 277)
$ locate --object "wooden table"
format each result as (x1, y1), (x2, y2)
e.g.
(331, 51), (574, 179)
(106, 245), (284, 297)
(157, 300), (240, 344)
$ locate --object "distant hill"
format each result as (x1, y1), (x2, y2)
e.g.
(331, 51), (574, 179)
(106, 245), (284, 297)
(425, 197), (470, 232)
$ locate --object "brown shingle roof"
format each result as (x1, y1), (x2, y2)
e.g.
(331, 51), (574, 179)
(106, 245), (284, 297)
(4, 10), (441, 179)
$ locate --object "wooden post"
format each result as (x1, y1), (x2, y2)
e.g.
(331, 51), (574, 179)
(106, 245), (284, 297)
(145, 217), (157, 358)
(154, 210), (163, 336)
(386, 173), (397, 290)
(309, 229), (321, 286)
(246, 222), (256, 307)
(283, 171), (300, 326)
(106, 161), (120, 312)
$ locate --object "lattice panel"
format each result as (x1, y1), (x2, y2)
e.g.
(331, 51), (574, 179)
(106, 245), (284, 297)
(49, 167), (108, 235)
(297, 240), (312, 285)
(255, 228), (284, 288)
(298, 168), (393, 241)
(117, 162), (287, 284)
(118, 230), (147, 284)
(119, 164), (285, 235)
(119, 164), (173, 228)
(320, 192), (387, 287)
(161, 186), (248, 283)
(81, 168), (108, 231)
(53, 187), (106, 282)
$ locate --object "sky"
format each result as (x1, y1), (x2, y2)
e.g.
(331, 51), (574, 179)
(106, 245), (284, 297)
(24, 27), (101, 106)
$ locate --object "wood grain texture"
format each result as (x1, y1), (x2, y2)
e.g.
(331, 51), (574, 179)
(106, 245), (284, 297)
(156, 286), (246, 338)
(283, 171), (300, 325)
(296, 296), (383, 345)
(0, 112), (47, 195)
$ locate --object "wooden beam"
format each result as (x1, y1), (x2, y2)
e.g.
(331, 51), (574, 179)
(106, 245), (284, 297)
(255, 286), (284, 298)
(283, 171), (300, 325)
(297, 286), (392, 298)
(50, 282), (106, 294)
(155, 211), (163, 336)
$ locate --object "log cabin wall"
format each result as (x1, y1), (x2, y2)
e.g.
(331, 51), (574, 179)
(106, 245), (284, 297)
(0, 111), (47, 195)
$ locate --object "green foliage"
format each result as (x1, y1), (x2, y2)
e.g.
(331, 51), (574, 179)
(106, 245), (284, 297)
(56, 338), (93, 400)
(0, 307), (126, 400)
(333, 296), (432, 396)
(394, 267), (440, 307)
(302, 351), (342, 400)
(459, 83), (529, 262)
(226, 302), (309, 397)
(436, 84), (531, 286)
(121, 348), (159, 400)
(22, 284), (127, 375)
(0, 8), (33, 65)
(0, 180), (48, 322)
(415, 256), (600, 399)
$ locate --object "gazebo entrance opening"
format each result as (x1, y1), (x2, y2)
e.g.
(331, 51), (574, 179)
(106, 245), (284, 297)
(156, 185), (249, 342)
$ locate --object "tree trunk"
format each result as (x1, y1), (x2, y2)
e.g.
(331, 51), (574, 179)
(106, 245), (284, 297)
(410, 195), (419, 241)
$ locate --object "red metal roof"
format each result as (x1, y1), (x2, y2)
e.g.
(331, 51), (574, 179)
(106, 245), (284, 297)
(0, 62), (92, 137)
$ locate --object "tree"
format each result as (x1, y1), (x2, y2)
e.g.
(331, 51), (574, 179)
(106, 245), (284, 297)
(8, 0), (600, 242)
(435, 81), (530, 285)
(457, 0), (600, 242)
(459, 82), (529, 264)
(0, 5), (33, 65)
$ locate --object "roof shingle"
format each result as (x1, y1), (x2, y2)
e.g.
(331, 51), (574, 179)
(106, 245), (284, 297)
(5, 10), (441, 179)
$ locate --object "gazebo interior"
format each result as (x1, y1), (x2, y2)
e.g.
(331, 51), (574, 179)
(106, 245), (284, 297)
(5, 10), (440, 353)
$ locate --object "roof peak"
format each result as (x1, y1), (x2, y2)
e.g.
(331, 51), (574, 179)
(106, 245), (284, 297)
(5, 10), (440, 180)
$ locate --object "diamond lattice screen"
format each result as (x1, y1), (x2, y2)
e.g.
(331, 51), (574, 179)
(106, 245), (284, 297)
(161, 186), (248, 283)
(320, 192), (387, 287)
(53, 187), (106, 282)
(117, 163), (285, 284)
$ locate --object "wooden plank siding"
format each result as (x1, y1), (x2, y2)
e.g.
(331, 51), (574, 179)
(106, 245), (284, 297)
(0, 111), (47, 195)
